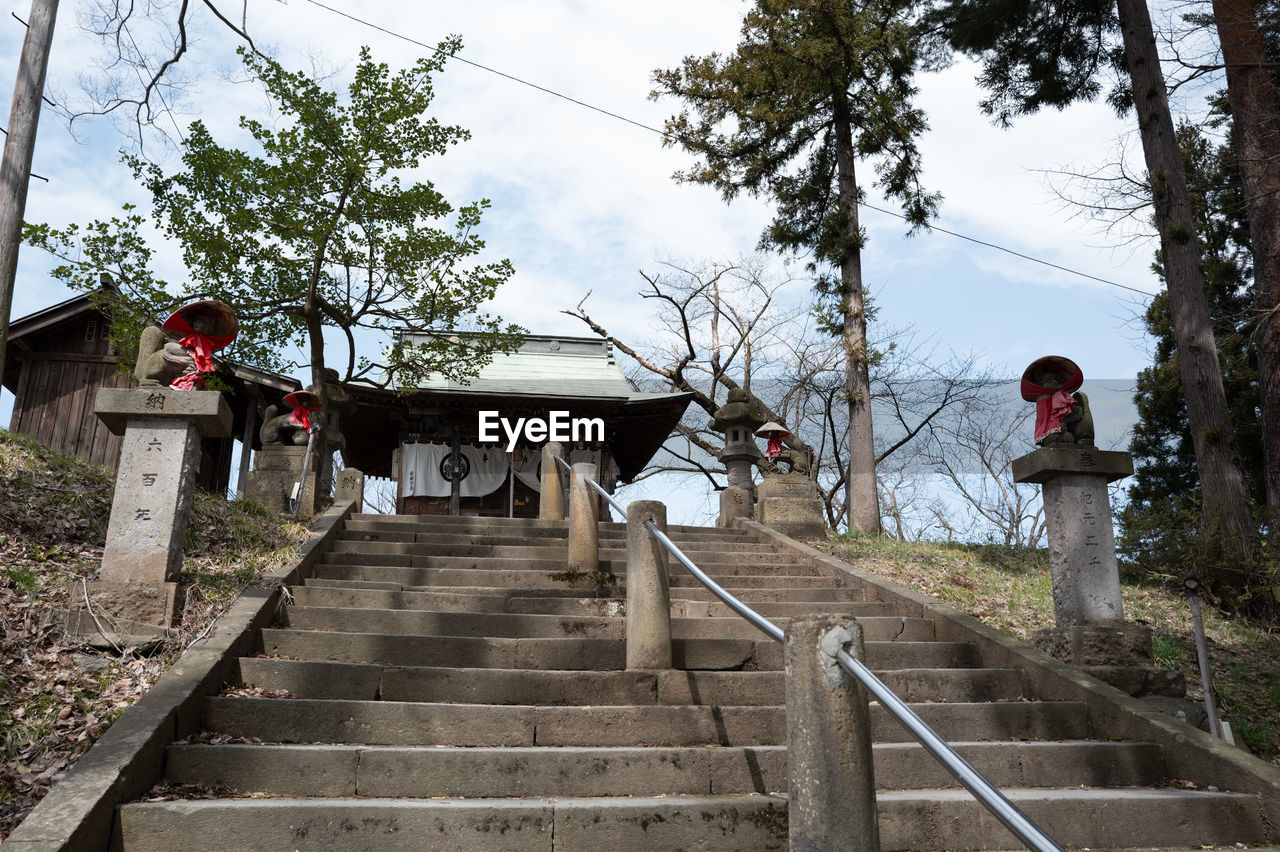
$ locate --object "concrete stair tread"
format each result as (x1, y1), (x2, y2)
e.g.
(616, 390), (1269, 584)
(116, 795), (790, 851)
(115, 790), (1267, 851)
(302, 575), (870, 603)
(313, 563), (845, 589)
(258, 627), (979, 670)
(277, 605), (936, 641)
(232, 658), (1024, 704)
(200, 696), (1090, 746)
(163, 740), (1166, 796)
(291, 584), (896, 617)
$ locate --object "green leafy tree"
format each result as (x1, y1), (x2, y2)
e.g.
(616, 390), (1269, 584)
(929, 0), (1264, 611)
(652, 0), (940, 533)
(26, 42), (522, 399)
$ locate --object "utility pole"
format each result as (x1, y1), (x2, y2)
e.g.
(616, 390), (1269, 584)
(0, 0), (58, 385)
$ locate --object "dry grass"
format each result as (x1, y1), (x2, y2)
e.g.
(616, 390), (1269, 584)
(818, 534), (1280, 765)
(0, 429), (308, 839)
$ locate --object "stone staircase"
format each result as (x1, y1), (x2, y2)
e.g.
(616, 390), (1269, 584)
(114, 514), (1272, 850)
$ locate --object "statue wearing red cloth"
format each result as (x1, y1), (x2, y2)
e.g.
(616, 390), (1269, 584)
(1020, 355), (1094, 446)
(134, 300), (238, 390)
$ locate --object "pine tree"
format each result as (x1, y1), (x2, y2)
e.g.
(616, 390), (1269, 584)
(929, 0), (1263, 609)
(652, 0), (939, 533)
(1121, 120), (1268, 599)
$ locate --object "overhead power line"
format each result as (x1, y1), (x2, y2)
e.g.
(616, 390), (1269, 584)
(301, 0), (1156, 299)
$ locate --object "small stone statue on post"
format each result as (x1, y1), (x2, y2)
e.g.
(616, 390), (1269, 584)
(752, 421), (826, 539)
(134, 300), (238, 391)
(1013, 355), (1183, 698)
(247, 388), (327, 517)
(71, 302), (237, 637)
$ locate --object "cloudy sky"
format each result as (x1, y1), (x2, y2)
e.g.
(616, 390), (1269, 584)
(0, 0), (1215, 521)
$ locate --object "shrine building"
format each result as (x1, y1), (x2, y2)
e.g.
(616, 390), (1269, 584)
(339, 333), (692, 517)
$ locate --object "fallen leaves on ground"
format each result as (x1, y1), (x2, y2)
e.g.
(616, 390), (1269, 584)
(0, 430), (307, 840)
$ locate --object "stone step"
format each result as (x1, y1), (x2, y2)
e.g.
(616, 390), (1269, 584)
(303, 577), (620, 599)
(234, 659), (1024, 705)
(312, 563), (839, 589)
(348, 514), (739, 538)
(200, 697), (1090, 746)
(259, 629), (978, 671)
(321, 550), (814, 573)
(336, 533), (785, 556)
(116, 796), (789, 851)
(290, 584), (896, 618)
(163, 740), (1163, 798)
(277, 606), (936, 642)
(671, 586), (869, 603)
(671, 599), (894, 618)
(114, 788), (1270, 852)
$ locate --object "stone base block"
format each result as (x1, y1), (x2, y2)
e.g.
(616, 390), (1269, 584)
(754, 473), (827, 540)
(1033, 624), (1153, 665)
(718, 486), (753, 529)
(69, 580), (182, 629)
(1034, 625), (1185, 698)
(62, 608), (170, 651)
(1080, 664), (1186, 698)
(245, 445), (322, 516)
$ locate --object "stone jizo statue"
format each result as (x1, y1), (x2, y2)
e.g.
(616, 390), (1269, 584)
(261, 389), (323, 446)
(1020, 355), (1094, 447)
(135, 300), (238, 390)
(756, 421), (810, 476)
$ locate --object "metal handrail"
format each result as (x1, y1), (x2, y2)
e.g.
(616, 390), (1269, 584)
(557, 457), (1062, 852)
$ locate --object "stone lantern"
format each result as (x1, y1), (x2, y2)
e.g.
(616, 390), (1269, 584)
(710, 388), (765, 527)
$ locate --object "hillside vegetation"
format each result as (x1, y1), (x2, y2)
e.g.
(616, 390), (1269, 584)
(0, 430), (307, 839)
(821, 536), (1280, 765)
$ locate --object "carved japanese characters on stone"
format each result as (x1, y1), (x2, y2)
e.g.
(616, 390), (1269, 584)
(135, 300), (238, 390)
(1020, 355), (1095, 447)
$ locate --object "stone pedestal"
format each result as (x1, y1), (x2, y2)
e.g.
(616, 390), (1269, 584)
(754, 472), (826, 539)
(78, 388), (231, 628)
(1014, 446), (1182, 697)
(1033, 625), (1185, 698)
(245, 444), (321, 517)
(1013, 447), (1132, 627)
(718, 485), (753, 529)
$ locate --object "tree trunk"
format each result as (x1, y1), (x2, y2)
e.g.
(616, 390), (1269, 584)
(833, 94), (881, 534)
(0, 0), (58, 387)
(1211, 0), (1280, 509)
(1116, 0), (1260, 583)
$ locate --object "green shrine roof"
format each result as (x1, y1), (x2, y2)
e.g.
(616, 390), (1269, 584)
(408, 333), (683, 403)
